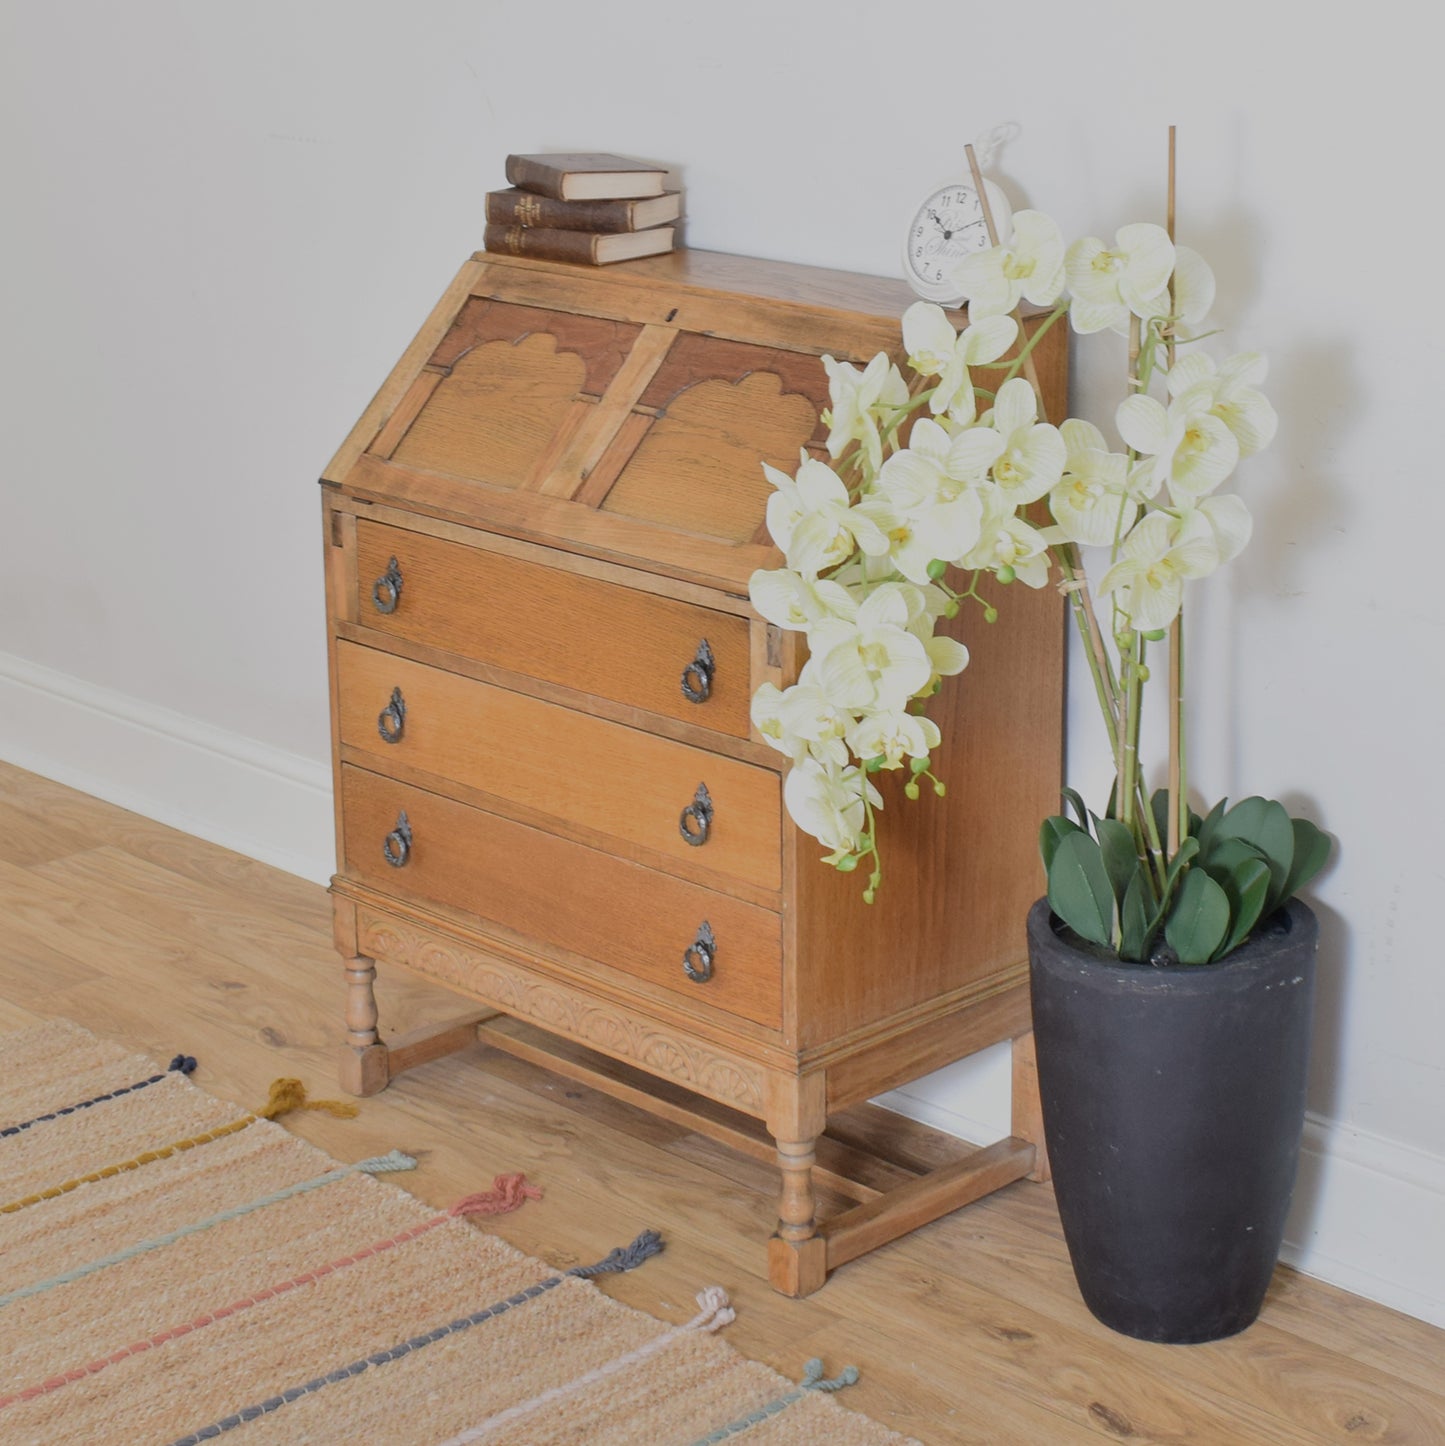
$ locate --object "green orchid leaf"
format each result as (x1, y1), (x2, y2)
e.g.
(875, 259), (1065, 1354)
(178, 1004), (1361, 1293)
(1193, 798), (1228, 857)
(1047, 832), (1115, 949)
(1216, 797), (1294, 911)
(1094, 816), (1139, 906)
(1281, 817), (1332, 901)
(1214, 858), (1272, 960)
(1205, 837), (1270, 878)
(1150, 835), (1201, 926)
(1165, 868), (1231, 964)
(1060, 786), (1091, 833)
(1150, 788), (1171, 848)
(1039, 815), (1084, 874)
(1119, 866), (1154, 962)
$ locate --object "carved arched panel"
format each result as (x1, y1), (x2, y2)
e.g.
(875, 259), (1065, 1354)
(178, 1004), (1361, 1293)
(600, 370), (821, 543)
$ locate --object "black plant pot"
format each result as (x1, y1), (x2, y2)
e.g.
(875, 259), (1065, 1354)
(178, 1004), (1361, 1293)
(1027, 896), (1318, 1344)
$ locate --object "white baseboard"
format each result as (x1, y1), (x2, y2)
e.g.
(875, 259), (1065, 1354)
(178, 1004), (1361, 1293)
(3, 649), (1442, 1331)
(0, 650), (334, 885)
(881, 1062), (1445, 1330)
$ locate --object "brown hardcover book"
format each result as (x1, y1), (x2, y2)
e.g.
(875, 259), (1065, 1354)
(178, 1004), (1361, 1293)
(503, 152), (668, 201)
(483, 224), (675, 266)
(485, 187), (681, 233)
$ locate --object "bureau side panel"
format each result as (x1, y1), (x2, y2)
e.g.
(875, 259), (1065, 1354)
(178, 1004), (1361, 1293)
(789, 321), (1068, 1049)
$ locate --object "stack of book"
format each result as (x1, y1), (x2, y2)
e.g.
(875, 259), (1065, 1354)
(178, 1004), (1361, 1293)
(484, 153), (680, 266)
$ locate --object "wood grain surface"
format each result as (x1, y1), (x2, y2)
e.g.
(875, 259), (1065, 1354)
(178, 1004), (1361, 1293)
(1, 763), (1442, 1444)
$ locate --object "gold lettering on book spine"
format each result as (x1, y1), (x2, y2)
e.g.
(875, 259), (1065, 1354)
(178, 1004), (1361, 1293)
(504, 227), (524, 255)
(517, 195), (542, 226)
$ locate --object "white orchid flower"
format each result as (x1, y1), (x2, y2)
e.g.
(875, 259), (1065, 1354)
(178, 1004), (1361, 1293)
(919, 630), (970, 690)
(783, 757), (881, 855)
(762, 454), (889, 576)
(857, 419), (987, 583)
(1098, 509), (1220, 630)
(1065, 223), (1176, 336)
(807, 584), (933, 712)
(950, 211), (1066, 320)
(748, 567), (855, 633)
(981, 378), (1067, 507)
(902, 302), (1019, 418)
(1049, 418), (1141, 548)
(956, 489), (1051, 587)
(820, 352), (908, 473)
(774, 664), (856, 770)
(1166, 351), (1278, 456)
(1117, 389), (1240, 503)
(750, 682), (808, 764)
(1185, 493), (1254, 566)
(847, 710), (942, 769)
(1169, 246), (1216, 332)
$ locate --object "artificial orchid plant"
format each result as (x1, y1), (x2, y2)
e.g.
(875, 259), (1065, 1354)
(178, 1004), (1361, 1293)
(748, 184), (1330, 963)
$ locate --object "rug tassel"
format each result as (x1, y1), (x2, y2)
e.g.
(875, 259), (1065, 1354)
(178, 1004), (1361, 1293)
(798, 1357), (860, 1393)
(167, 1055), (198, 1075)
(569, 1229), (664, 1278)
(357, 1151), (417, 1174)
(690, 1286), (735, 1334)
(258, 1078), (359, 1121)
(449, 1173), (542, 1218)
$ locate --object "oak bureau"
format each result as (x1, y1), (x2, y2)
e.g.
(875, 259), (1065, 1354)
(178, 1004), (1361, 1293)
(321, 247), (1066, 1295)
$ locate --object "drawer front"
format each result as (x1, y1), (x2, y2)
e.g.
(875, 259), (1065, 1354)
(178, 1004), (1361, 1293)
(341, 766), (782, 1030)
(354, 521), (751, 737)
(336, 642), (781, 892)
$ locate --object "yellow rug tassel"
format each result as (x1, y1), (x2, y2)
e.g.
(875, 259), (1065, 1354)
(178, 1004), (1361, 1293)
(259, 1078), (359, 1121)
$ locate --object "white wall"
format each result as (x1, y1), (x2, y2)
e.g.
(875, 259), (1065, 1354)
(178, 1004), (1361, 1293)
(3, 1), (1441, 1326)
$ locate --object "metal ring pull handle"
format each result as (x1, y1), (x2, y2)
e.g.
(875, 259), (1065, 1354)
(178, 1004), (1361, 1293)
(372, 556), (404, 614)
(682, 920), (716, 983)
(679, 782), (714, 847)
(382, 810), (412, 868)
(679, 638), (715, 704)
(377, 687), (406, 744)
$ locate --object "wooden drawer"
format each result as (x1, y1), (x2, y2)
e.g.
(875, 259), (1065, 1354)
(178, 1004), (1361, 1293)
(340, 765), (782, 1030)
(336, 641), (781, 893)
(353, 520), (751, 737)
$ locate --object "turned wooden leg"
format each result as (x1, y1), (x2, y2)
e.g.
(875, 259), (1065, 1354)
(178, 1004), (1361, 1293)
(766, 1074), (828, 1296)
(1012, 1029), (1051, 1182)
(339, 955), (391, 1096)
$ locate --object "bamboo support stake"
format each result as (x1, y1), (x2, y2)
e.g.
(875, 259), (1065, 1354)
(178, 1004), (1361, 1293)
(1165, 125), (1185, 856)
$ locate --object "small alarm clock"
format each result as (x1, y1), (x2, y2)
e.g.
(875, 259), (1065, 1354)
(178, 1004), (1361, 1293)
(902, 177), (1013, 304)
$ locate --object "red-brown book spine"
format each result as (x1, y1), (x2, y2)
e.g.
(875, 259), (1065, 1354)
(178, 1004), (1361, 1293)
(484, 224), (603, 263)
(502, 152), (665, 200)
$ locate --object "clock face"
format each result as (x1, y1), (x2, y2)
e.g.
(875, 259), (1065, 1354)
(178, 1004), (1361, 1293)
(903, 179), (1013, 304)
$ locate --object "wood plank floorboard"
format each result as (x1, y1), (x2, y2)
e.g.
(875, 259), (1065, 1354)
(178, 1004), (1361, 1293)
(0, 760), (1441, 1444)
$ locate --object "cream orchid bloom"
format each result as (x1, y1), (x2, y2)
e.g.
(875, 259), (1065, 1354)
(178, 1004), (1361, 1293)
(901, 302), (1018, 418)
(1098, 509), (1220, 630)
(807, 584), (933, 712)
(1065, 223), (1176, 336)
(820, 352), (908, 474)
(783, 757), (881, 855)
(1166, 351), (1278, 456)
(1169, 246), (1216, 332)
(1185, 493), (1253, 567)
(858, 419), (986, 583)
(750, 682), (808, 765)
(959, 491), (1051, 588)
(983, 378), (1067, 507)
(775, 662), (855, 769)
(1049, 418), (1141, 548)
(1116, 390), (1240, 503)
(762, 454), (889, 576)
(950, 210), (1066, 320)
(847, 710), (942, 769)
(748, 567), (855, 633)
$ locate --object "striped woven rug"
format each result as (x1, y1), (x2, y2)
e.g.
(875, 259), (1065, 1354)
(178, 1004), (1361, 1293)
(0, 1019), (915, 1445)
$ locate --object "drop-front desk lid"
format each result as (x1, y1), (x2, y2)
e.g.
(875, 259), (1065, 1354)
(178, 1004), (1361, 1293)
(321, 249), (931, 597)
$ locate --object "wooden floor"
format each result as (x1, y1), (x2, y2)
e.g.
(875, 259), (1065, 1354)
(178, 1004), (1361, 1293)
(1, 760), (1441, 1444)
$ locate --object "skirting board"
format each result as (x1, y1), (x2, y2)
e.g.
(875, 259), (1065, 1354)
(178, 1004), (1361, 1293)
(1, 648), (1442, 1331)
(0, 649), (333, 886)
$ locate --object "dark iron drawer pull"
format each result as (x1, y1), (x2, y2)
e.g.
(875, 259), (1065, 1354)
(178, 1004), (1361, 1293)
(679, 782), (713, 847)
(377, 687), (406, 744)
(682, 920), (716, 983)
(680, 638), (715, 704)
(382, 811), (412, 868)
(372, 557), (404, 614)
